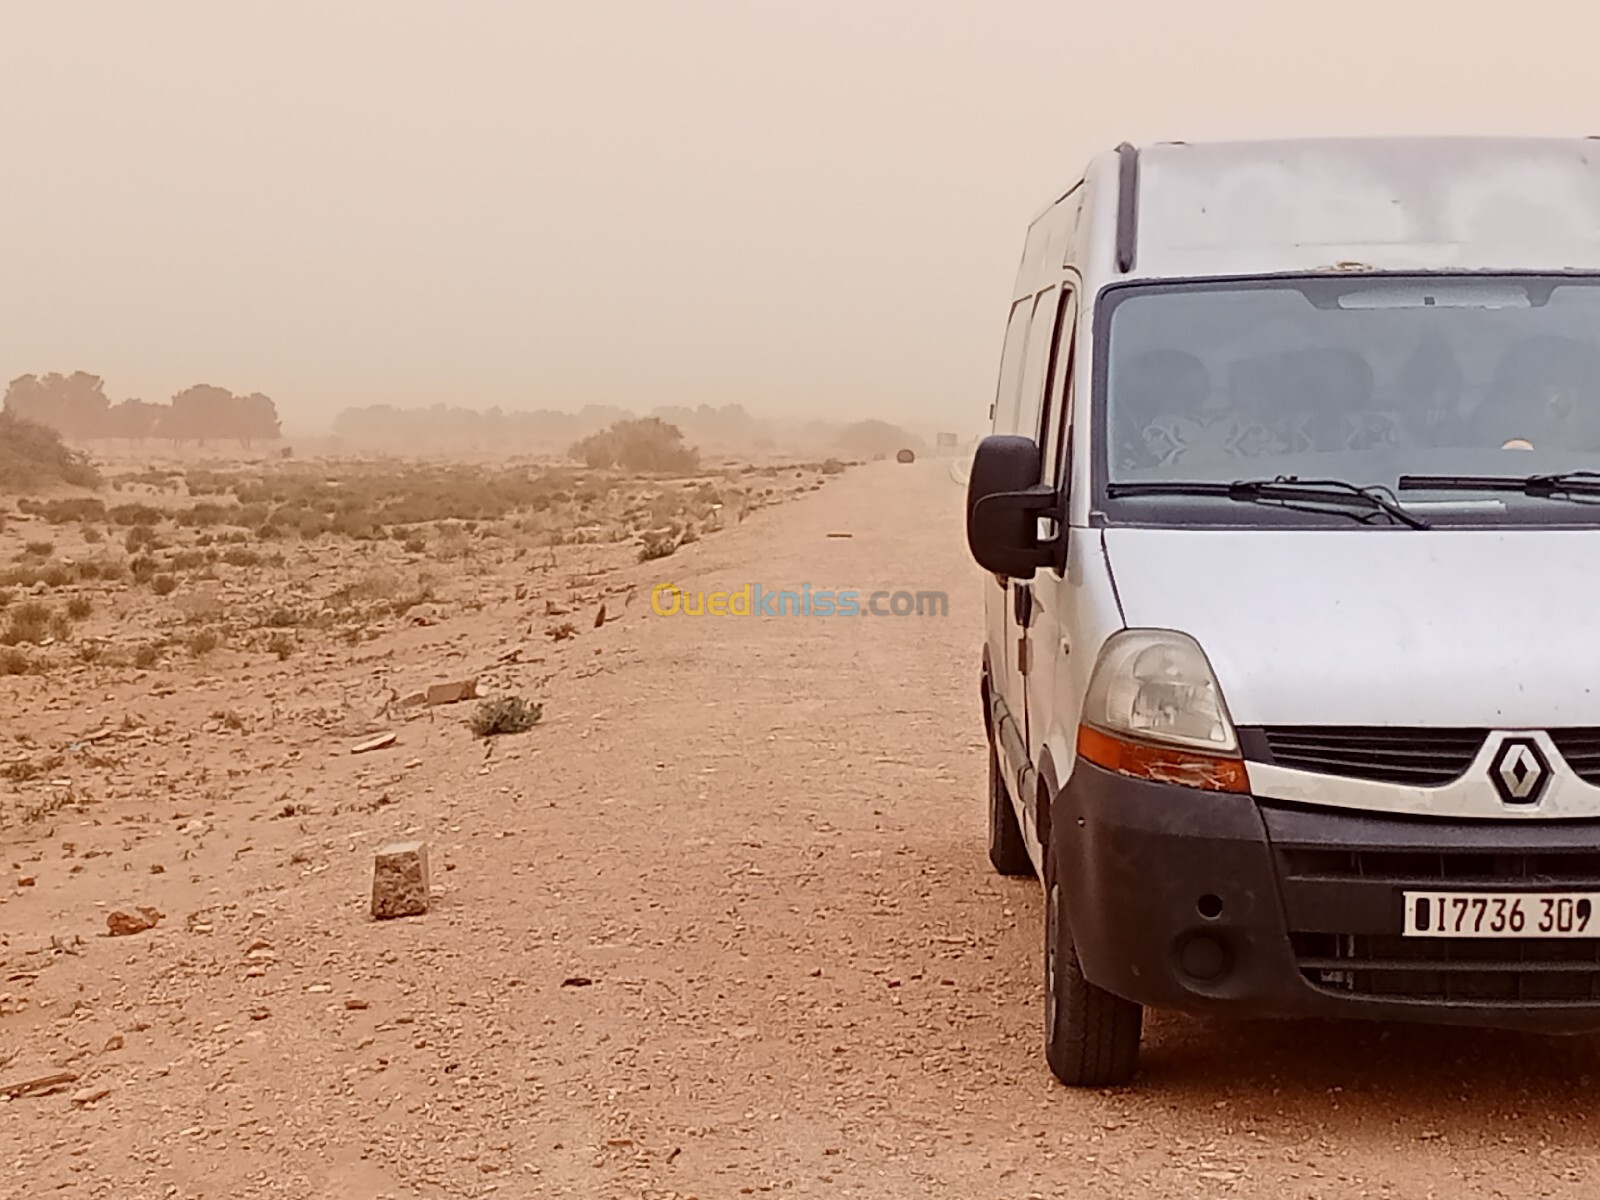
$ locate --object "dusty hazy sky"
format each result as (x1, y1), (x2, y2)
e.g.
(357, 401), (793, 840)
(3, 0), (1598, 434)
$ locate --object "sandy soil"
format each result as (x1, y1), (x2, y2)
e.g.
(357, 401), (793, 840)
(3, 459), (1600, 1199)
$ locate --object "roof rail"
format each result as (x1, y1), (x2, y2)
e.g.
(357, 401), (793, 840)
(1115, 142), (1140, 274)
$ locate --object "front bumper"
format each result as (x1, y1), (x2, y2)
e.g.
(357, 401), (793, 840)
(1056, 760), (1600, 1033)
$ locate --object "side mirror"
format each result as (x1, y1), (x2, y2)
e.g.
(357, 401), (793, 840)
(965, 435), (1059, 579)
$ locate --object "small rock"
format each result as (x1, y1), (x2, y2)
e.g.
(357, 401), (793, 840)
(371, 841), (430, 920)
(351, 733), (397, 755)
(425, 679), (478, 707)
(16, 877), (34, 888)
(71, 1086), (111, 1106)
(106, 907), (163, 937)
(560, 976), (593, 988)
(248, 1007), (270, 1021)
(344, 997), (369, 1011)
(102, 1035), (124, 1052)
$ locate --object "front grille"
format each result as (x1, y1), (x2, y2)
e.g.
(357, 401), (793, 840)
(1255, 726), (1488, 786)
(1280, 847), (1600, 886)
(1550, 729), (1600, 786)
(1294, 932), (1600, 1003)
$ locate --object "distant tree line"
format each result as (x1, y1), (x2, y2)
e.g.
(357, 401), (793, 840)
(331, 401), (771, 453)
(3, 372), (281, 447)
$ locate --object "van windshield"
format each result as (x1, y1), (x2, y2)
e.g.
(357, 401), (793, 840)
(1100, 276), (1600, 526)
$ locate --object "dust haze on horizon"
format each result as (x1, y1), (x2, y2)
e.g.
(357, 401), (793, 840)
(1, 0), (1595, 439)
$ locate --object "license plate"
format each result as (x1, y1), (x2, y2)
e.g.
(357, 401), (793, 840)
(1403, 892), (1599, 938)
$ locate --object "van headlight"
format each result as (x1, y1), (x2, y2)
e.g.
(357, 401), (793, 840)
(1077, 630), (1249, 793)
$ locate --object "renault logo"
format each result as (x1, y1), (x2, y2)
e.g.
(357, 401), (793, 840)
(1490, 737), (1551, 805)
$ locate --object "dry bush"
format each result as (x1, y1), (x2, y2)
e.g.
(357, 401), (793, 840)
(638, 530), (678, 562)
(222, 547), (263, 568)
(262, 605), (300, 628)
(0, 587), (11, 610)
(31, 497), (107, 523)
(125, 525), (162, 553)
(0, 647), (31, 675)
(570, 418), (699, 473)
(129, 555), (157, 582)
(83, 526), (104, 544)
(0, 412), (101, 491)
(185, 628), (220, 657)
(173, 502), (231, 527)
(133, 644), (161, 669)
(65, 595), (92, 620)
(47, 612), (70, 641)
(469, 696), (543, 737)
(108, 503), (162, 526)
(151, 574), (177, 597)
(2, 601), (52, 646)
(266, 631), (295, 660)
(402, 535), (426, 554)
(168, 549), (206, 571)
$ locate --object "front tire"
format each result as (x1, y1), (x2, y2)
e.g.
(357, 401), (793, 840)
(987, 741), (1032, 877)
(1044, 844), (1143, 1087)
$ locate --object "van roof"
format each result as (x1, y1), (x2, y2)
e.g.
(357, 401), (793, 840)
(1097, 137), (1600, 279)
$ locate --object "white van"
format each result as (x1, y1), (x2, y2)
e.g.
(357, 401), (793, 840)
(967, 137), (1600, 1087)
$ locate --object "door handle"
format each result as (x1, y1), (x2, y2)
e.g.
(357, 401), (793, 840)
(1012, 583), (1033, 627)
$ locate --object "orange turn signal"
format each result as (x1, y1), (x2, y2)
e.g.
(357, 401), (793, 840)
(1076, 724), (1250, 794)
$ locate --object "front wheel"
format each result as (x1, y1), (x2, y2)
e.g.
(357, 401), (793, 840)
(1044, 851), (1143, 1087)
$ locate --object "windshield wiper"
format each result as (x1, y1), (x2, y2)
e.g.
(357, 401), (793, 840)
(1107, 476), (1431, 529)
(1399, 470), (1600, 500)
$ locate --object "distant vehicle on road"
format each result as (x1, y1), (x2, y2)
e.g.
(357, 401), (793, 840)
(967, 137), (1600, 1087)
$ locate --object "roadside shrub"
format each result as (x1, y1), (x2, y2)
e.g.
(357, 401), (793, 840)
(0, 647), (31, 675)
(638, 530), (678, 562)
(2, 601), (52, 646)
(65, 595), (92, 620)
(107, 503), (162, 526)
(129, 555), (157, 582)
(569, 418), (699, 473)
(132, 644), (161, 669)
(222, 548), (262, 568)
(21, 541), (54, 558)
(0, 412), (102, 491)
(151, 574), (177, 596)
(469, 696), (543, 737)
(38, 497), (107, 523)
(185, 628), (220, 657)
(124, 524), (160, 552)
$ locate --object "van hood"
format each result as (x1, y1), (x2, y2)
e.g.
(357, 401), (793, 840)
(1101, 528), (1600, 727)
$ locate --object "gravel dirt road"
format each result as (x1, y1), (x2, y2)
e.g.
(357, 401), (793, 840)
(5, 459), (1600, 1199)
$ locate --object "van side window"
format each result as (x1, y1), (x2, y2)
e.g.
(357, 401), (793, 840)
(1014, 288), (1060, 438)
(992, 299), (1034, 431)
(1041, 287), (1078, 485)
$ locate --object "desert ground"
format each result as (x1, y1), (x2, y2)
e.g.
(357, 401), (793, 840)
(3, 453), (1599, 1200)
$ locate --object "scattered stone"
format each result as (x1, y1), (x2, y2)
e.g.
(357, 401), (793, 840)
(344, 997), (369, 1011)
(106, 907), (164, 937)
(72, 1086), (111, 1106)
(16, 877), (34, 888)
(0, 1071), (79, 1099)
(248, 1007), (270, 1021)
(351, 733), (397, 755)
(102, 1035), (124, 1053)
(560, 976), (593, 988)
(425, 679), (479, 707)
(371, 841), (430, 920)
(396, 690), (428, 709)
